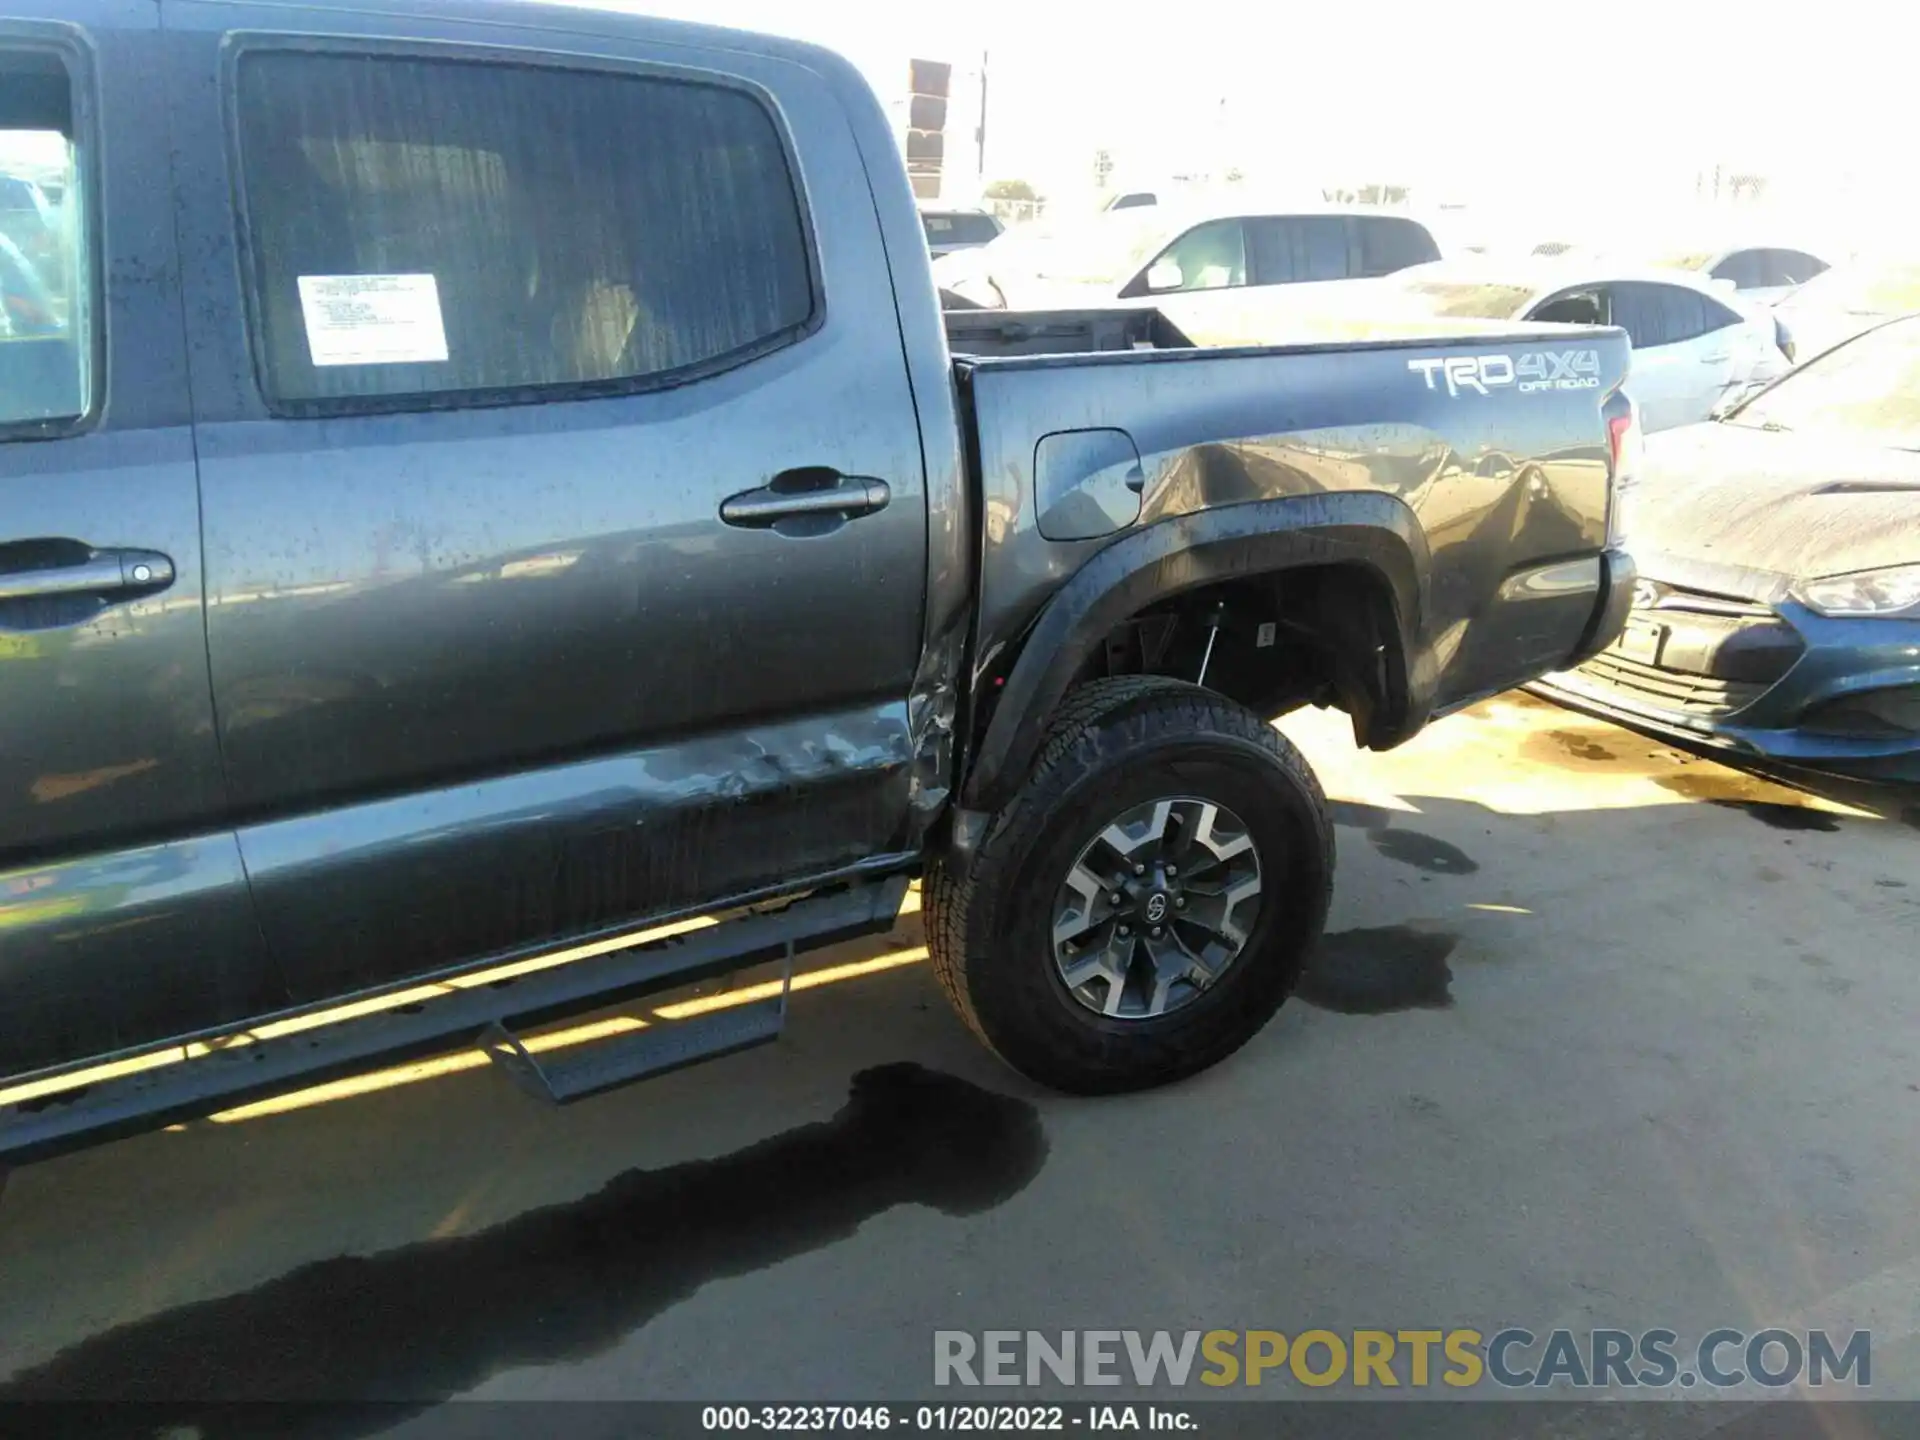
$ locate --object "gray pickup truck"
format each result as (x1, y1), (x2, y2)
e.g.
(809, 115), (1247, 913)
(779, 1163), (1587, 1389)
(0, 0), (1636, 1165)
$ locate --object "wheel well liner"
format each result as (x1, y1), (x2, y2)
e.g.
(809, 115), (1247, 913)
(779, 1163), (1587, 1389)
(961, 493), (1431, 811)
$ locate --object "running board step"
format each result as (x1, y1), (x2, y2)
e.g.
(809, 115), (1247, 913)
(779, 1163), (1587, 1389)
(485, 991), (787, 1105)
(0, 875), (907, 1167)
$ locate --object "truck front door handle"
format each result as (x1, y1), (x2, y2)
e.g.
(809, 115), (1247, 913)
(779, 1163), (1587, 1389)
(0, 547), (176, 602)
(719, 469), (891, 529)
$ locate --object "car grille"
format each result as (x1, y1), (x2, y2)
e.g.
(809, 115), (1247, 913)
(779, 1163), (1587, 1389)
(1574, 650), (1771, 718)
(1570, 581), (1804, 720)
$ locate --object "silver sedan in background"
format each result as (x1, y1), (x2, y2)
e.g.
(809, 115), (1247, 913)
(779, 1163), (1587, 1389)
(1356, 260), (1793, 431)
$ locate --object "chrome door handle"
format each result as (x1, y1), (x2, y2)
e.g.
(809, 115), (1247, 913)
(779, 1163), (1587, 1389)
(0, 547), (175, 601)
(720, 469), (891, 529)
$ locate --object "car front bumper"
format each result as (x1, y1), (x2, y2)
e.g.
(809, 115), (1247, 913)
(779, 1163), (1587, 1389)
(1528, 579), (1920, 784)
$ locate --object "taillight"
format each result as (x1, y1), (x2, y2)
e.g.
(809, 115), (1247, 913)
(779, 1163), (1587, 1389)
(1607, 412), (1631, 469)
(1605, 403), (1641, 549)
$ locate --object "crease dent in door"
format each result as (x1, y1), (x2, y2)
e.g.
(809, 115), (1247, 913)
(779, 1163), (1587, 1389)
(235, 700), (916, 1004)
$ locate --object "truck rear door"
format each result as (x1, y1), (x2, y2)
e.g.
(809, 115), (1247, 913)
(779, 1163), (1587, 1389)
(0, 2), (268, 1078)
(164, 3), (931, 1006)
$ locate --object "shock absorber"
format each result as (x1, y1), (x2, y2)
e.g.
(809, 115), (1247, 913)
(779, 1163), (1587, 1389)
(1195, 601), (1227, 687)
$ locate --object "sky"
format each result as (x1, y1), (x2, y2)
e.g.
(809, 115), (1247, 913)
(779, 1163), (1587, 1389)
(620, 0), (1919, 243)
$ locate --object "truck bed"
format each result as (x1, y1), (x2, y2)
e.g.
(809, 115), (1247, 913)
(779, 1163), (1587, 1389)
(941, 301), (1605, 357)
(956, 321), (1634, 757)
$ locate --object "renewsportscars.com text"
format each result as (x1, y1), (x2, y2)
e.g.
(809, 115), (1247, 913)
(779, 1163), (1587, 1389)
(933, 1328), (1871, 1390)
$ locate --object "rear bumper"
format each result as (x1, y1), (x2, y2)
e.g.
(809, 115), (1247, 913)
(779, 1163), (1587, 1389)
(1567, 547), (1637, 667)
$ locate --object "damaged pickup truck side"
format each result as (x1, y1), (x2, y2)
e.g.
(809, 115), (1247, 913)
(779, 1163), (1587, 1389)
(0, 0), (1636, 1164)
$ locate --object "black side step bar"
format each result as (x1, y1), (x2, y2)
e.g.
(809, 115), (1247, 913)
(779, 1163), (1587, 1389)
(0, 877), (907, 1168)
(483, 969), (791, 1106)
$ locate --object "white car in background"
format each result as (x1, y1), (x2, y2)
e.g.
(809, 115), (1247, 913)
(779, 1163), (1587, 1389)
(1627, 244), (1830, 306)
(917, 205), (1004, 261)
(1370, 260), (1792, 431)
(932, 202), (1442, 325)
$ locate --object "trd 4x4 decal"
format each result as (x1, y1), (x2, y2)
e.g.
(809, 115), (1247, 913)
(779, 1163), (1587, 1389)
(1408, 350), (1602, 397)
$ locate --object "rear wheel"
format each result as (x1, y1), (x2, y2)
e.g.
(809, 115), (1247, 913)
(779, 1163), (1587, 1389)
(927, 677), (1333, 1093)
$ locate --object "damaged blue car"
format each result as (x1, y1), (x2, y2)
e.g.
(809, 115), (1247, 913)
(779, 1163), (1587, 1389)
(1535, 313), (1920, 783)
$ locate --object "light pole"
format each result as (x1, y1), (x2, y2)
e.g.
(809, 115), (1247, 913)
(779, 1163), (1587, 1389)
(976, 49), (988, 181)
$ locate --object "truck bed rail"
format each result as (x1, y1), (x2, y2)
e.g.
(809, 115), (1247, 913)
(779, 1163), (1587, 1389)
(943, 306), (1194, 357)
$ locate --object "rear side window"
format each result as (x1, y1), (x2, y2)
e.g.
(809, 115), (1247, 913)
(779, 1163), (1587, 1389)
(0, 47), (92, 433)
(925, 212), (1000, 245)
(1611, 282), (1739, 348)
(1769, 249), (1827, 286)
(1353, 217), (1439, 276)
(1662, 286), (1741, 342)
(1698, 292), (1743, 334)
(234, 50), (816, 412)
(1659, 287), (1709, 343)
(1603, 283), (1669, 348)
(1247, 216), (1352, 284)
(1710, 250), (1765, 289)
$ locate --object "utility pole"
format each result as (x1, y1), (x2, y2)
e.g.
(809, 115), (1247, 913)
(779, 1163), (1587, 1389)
(976, 49), (988, 180)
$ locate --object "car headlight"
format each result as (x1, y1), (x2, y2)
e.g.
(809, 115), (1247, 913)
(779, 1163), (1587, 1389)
(1791, 564), (1920, 617)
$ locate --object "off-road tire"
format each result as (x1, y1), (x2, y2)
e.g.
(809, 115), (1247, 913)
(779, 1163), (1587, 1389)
(927, 676), (1334, 1093)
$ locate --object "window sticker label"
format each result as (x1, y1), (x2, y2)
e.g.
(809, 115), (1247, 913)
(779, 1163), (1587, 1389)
(297, 274), (449, 366)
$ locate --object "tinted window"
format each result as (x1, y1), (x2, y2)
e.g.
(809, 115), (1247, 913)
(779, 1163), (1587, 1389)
(1668, 286), (1740, 341)
(1247, 216), (1352, 284)
(1144, 219), (1246, 292)
(1709, 249), (1765, 289)
(1603, 282), (1669, 347)
(924, 212), (1000, 245)
(1698, 292), (1743, 334)
(1659, 286), (1710, 343)
(1768, 249), (1827, 286)
(1353, 216), (1440, 276)
(235, 51), (814, 411)
(1610, 283), (1739, 347)
(0, 49), (91, 430)
(1297, 217), (1350, 280)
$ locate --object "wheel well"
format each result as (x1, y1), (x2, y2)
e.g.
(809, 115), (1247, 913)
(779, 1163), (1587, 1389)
(1036, 563), (1404, 742)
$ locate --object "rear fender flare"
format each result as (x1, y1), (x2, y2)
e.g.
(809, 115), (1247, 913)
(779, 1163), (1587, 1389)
(960, 493), (1433, 812)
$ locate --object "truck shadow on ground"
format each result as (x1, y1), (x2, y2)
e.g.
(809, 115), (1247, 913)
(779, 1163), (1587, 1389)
(0, 1063), (1046, 1436)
